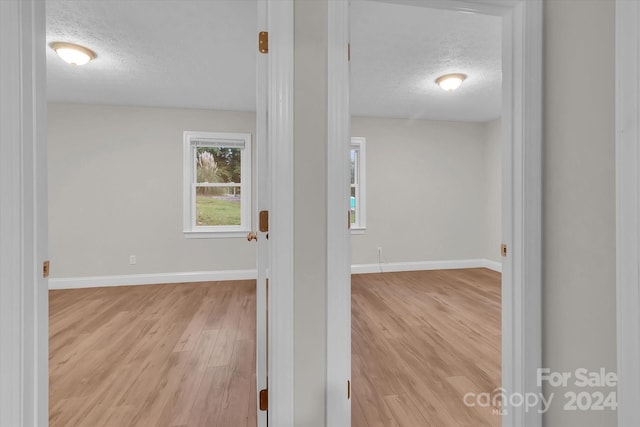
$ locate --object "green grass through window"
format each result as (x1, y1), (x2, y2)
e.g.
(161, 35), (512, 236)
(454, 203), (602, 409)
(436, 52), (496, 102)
(196, 196), (241, 226)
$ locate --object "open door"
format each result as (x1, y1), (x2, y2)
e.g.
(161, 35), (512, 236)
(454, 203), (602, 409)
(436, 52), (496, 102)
(327, 1), (352, 425)
(0, 0), (48, 424)
(253, 1), (269, 425)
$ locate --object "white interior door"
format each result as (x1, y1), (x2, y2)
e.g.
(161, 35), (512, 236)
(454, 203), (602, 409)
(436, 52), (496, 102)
(255, 1), (269, 425)
(327, 1), (352, 424)
(0, 0), (48, 424)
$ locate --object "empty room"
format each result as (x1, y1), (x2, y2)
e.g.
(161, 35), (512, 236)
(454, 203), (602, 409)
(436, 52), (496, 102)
(349, 2), (503, 426)
(46, 1), (265, 426)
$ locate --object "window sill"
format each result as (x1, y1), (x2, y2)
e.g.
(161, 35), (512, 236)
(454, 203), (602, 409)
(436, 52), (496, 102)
(184, 230), (250, 239)
(350, 227), (366, 235)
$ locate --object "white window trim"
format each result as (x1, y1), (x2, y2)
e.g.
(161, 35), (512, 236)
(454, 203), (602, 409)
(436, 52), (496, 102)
(350, 136), (366, 234)
(182, 131), (252, 238)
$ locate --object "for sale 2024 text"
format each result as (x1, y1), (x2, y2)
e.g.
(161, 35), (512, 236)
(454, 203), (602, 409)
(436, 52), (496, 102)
(538, 368), (618, 412)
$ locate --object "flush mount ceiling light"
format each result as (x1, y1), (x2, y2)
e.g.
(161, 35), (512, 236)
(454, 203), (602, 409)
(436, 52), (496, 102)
(50, 42), (96, 66)
(435, 73), (467, 92)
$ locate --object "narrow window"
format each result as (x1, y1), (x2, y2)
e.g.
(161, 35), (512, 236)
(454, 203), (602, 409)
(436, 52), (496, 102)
(351, 137), (366, 233)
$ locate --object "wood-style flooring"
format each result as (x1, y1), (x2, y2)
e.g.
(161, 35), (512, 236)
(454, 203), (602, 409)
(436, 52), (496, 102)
(49, 280), (257, 427)
(49, 268), (500, 427)
(352, 268), (501, 427)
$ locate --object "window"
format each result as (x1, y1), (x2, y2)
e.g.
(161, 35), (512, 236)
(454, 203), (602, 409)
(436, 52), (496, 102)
(183, 131), (251, 238)
(351, 137), (366, 233)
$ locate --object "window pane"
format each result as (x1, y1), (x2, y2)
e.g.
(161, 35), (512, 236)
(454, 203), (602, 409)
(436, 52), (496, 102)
(350, 149), (357, 184)
(351, 185), (357, 224)
(196, 147), (242, 184)
(195, 186), (241, 226)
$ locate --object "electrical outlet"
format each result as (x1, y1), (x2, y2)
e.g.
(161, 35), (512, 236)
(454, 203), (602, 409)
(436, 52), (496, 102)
(129, 255), (136, 265)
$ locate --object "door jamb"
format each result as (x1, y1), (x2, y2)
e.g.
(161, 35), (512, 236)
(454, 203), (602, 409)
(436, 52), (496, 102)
(325, 1), (543, 426)
(255, 1), (269, 426)
(267, 0), (296, 425)
(327, 1), (352, 425)
(615, 1), (640, 425)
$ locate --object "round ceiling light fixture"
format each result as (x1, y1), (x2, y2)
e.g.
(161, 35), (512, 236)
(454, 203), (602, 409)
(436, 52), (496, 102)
(50, 42), (96, 66)
(435, 73), (467, 92)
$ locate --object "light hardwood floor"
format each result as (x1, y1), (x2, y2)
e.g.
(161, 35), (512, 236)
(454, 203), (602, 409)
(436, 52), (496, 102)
(50, 269), (500, 427)
(49, 280), (257, 427)
(352, 268), (502, 427)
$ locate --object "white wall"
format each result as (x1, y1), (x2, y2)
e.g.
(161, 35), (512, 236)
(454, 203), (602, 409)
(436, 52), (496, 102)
(351, 116), (501, 266)
(294, 1), (327, 425)
(48, 103), (256, 279)
(543, 1), (617, 426)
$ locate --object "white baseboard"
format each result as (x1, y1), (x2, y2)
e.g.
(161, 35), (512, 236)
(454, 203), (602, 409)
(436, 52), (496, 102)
(481, 259), (503, 272)
(50, 259), (503, 290)
(351, 258), (502, 275)
(49, 269), (258, 290)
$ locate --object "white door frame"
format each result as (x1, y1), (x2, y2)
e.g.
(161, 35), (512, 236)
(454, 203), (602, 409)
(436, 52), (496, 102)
(1, 1), (295, 425)
(327, 1), (352, 425)
(266, 0), (296, 425)
(326, 1), (543, 426)
(0, 0), (48, 425)
(615, 1), (640, 425)
(255, 1), (268, 426)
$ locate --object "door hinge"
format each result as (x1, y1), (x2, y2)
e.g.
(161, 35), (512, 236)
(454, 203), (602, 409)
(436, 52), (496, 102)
(259, 388), (268, 411)
(501, 243), (507, 257)
(43, 260), (50, 278)
(259, 31), (268, 54)
(347, 380), (351, 399)
(348, 43), (351, 61)
(348, 210), (351, 229)
(259, 210), (269, 232)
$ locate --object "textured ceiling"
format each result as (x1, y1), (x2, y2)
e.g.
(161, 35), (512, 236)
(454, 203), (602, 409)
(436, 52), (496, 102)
(46, 0), (257, 111)
(350, 1), (502, 122)
(46, 0), (501, 122)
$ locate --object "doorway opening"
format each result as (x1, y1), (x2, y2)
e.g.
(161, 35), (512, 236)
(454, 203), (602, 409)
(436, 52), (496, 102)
(326, 0), (542, 425)
(45, 1), (268, 426)
(349, 3), (502, 425)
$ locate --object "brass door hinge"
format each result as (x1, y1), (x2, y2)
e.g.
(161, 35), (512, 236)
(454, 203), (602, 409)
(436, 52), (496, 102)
(259, 388), (268, 411)
(43, 260), (50, 278)
(259, 31), (268, 54)
(347, 380), (351, 399)
(501, 243), (507, 257)
(259, 210), (269, 232)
